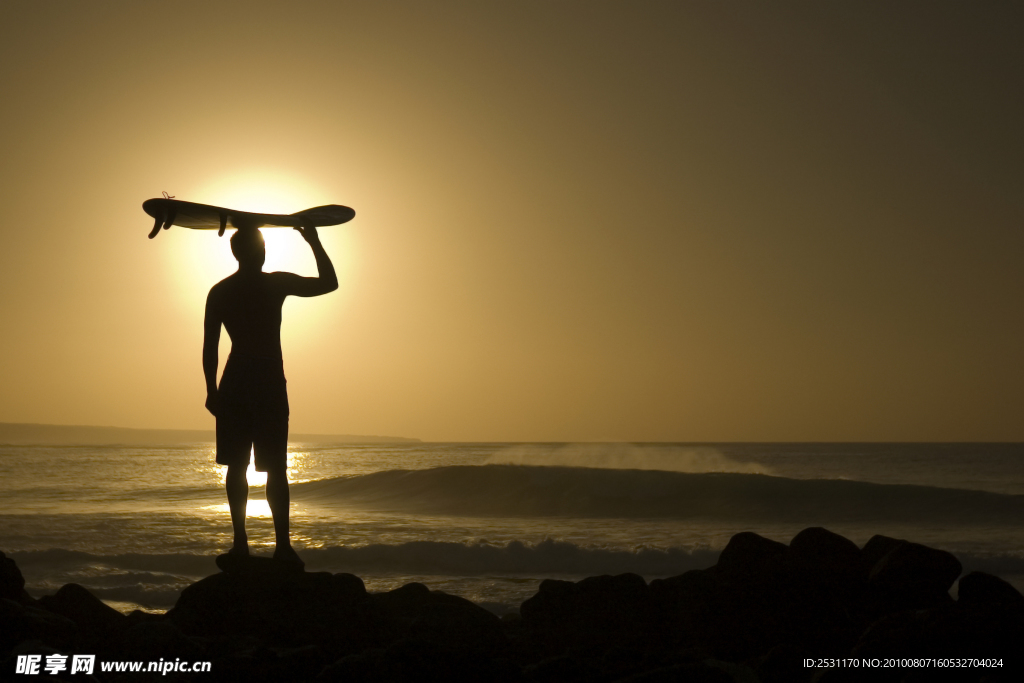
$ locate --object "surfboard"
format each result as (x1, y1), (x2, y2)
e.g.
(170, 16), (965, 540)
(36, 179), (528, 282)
(142, 198), (356, 239)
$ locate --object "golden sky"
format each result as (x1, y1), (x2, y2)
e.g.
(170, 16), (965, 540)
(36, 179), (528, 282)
(0, 1), (1021, 441)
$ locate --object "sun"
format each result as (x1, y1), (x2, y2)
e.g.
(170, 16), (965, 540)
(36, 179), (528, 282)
(194, 170), (330, 274)
(158, 169), (355, 318)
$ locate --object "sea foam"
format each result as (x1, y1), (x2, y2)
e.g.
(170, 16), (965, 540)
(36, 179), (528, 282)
(483, 443), (770, 474)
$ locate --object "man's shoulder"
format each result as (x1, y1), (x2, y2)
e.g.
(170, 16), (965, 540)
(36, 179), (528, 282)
(266, 271), (301, 281)
(265, 271), (305, 290)
(207, 275), (235, 296)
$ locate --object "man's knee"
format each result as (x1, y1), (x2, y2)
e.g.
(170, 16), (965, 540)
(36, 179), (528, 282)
(225, 465), (247, 482)
(265, 466), (288, 484)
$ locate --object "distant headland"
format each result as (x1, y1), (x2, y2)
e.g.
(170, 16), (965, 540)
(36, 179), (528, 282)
(0, 422), (419, 446)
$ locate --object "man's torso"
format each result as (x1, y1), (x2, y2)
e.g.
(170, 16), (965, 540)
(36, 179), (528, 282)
(209, 272), (290, 360)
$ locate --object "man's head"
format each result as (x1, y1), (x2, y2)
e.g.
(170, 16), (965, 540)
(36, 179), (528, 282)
(230, 228), (266, 269)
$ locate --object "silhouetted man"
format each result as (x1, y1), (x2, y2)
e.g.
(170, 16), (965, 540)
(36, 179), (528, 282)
(203, 222), (337, 566)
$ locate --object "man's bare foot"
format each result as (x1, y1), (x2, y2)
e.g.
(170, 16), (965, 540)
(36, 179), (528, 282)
(232, 534), (249, 553)
(215, 544), (251, 573)
(273, 545), (304, 569)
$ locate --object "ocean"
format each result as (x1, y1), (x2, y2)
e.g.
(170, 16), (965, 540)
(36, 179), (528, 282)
(2, 442), (1023, 615)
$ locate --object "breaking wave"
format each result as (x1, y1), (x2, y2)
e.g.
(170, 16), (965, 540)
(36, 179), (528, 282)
(291, 464), (1024, 523)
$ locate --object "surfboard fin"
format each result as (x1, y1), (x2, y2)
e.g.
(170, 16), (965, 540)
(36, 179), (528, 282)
(161, 207), (177, 232)
(218, 212), (227, 237)
(147, 215), (163, 239)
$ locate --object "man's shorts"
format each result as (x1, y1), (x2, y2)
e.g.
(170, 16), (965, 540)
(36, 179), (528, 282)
(215, 355), (289, 472)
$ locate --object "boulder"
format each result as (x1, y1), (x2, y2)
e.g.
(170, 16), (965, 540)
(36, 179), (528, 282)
(520, 573), (654, 656)
(0, 597), (76, 653)
(612, 661), (736, 683)
(788, 527), (861, 580)
(867, 538), (961, 610)
(653, 529), (871, 661)
(649, 569), (723, 649)
(317, 638), (517, 683)
(957, 571), (1024, 614)
(0, 551), (32, 605)
(168, 568), (384, 657)
(859, 534), (903, 575)
(115, 619), (204, 662)
(851, 602), (1023, 663)
(716, 532), (787, 578)
(372, 582), (506, 654)
(779, 528), (866, 652)
(37, 583), (127, 640)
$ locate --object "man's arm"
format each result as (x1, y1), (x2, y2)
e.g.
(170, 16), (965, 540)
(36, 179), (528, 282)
(203, 290), (222, 416)
(284, 223), (339, 297)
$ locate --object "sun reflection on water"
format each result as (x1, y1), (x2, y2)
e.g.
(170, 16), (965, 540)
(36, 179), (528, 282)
(201, 447), (321, 522)
(215, 449), (311, 487)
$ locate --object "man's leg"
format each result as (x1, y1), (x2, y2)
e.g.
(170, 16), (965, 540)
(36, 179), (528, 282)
(266, 466), (303, 564)
(266, 466), (290, 547)
(224, 464), (249, 553)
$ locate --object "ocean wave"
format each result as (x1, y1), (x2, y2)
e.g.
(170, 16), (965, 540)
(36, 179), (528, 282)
(291, 464), (1024, 523)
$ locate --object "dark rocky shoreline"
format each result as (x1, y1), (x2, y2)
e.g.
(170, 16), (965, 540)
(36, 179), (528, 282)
(4, 528), (1022, 682)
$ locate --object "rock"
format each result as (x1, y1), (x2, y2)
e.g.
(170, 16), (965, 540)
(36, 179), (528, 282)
(859, 535), (903, 574)
(82, 531), (1017, 678)
(333, 572), (366, 597)
(649, 569), (723, 650)
(613, 661), (735, 683)
(851, 601), (1024, 663)
(788, 527), (861, 579)
(372, 582), (505, 654)
(716, 532), (787, 577)
(372, 581), (431, 617)
(653, 529), (871, 661)
(214, 644), (327, 683)
(168, 568), (384, 658)
(867, 538), (961, 610)
(116, 619), (204, 662)
(0, 551), (32, 605)
(318, 638), (517, 683)
(957, 571), (1024, 613)
(277, 644), (330, 682)
(409, 601), (505, 653)
(37, 583), (127, 639)
(0, 597), (76, 653)
(780, 528), (866, 653)
(522, 653), (601, 682)
(520, 573), (654, 657)
(650, 569), (724, 644)
(215, 552), (304, 576)
(210, 645), (281, 683)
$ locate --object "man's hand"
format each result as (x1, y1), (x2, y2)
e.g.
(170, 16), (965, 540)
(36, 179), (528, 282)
(293, 218), (320, 244)
(205, 391), (219, 417)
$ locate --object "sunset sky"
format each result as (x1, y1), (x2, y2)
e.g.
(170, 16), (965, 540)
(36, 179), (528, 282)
(0, 1), (1021, 442)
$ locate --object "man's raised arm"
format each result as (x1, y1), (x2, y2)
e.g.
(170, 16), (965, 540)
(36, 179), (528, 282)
(286, 223), (339, 297)
(203, 291), (222, 415)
